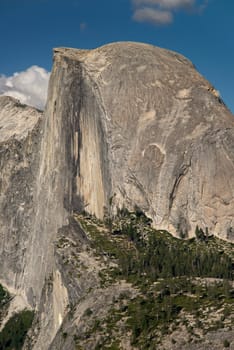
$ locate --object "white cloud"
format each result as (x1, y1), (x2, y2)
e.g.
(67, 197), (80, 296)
(0, 66), (50, 110)
(133, 7), (173, 25)
(133, 0), (195, 9)
(132, 0), (207, 25)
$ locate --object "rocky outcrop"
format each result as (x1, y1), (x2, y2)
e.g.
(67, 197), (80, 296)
(51, 42), (234, 239)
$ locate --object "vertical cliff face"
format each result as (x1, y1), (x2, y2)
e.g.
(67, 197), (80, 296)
(20, 50), (112, 348)
(0, 94), (69, 349)
(41, 50), (111, 219)
(24, 50), (111, 296)
(50, 42), (234, 239)
(0, 96), (42, 297)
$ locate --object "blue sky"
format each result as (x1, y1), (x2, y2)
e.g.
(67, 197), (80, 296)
(0, 0), (233, 112)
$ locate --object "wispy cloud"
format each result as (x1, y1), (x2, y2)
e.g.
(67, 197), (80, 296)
(133, 0), (195, 9)
(0, 66), (50, 110)
(132, 0), (208, 25)
(133, 7), (173, 25)
(80, 22), (87, 31)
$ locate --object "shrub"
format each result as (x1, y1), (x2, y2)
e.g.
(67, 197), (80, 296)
(223, 339), (230, 348)
(84, 308), (93, 317)
(0, 284), (10, 307)
(0, 310), (34, 349)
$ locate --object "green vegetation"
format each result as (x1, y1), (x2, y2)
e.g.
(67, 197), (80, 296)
(0, 310), (34, 350)
(77, 209), (233, 284)
(125, 278), (233, 347)
(73, 209), (234, 349)
(83, 308), (93, 317)
(0, 284), (10, 308)
(223, 339), (230, 348)
(120, 210), (232, 281)
(0, 284), (11, 331)
(84, 276), (233, 349)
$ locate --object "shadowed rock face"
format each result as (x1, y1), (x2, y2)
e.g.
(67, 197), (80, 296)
(50, 42), (234, 239)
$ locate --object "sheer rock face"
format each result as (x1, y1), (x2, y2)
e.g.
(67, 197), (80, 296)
(51, 42), (234, 239)
(0, 96), (69, 349)
(0, 96), (42, 299)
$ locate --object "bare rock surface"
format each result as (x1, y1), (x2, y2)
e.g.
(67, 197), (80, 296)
(0, 96), (41, 142)
(0, 96), (42, 297)
(52, 42), (234, 239)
